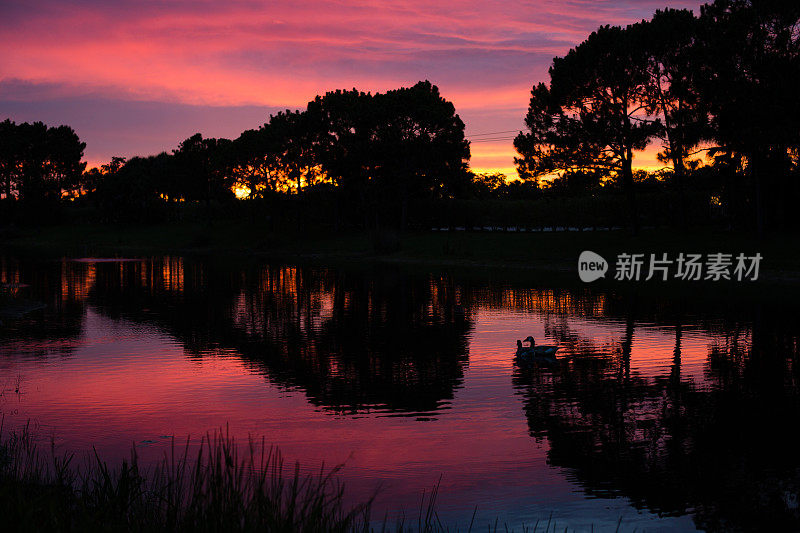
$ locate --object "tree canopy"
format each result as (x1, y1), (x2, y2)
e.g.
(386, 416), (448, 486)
(515, 0), (800, 233)
(3, 2), (800, 234)
(0, 119), (86, 204)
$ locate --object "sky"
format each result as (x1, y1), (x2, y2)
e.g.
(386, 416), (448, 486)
(1, 0), (705, 175)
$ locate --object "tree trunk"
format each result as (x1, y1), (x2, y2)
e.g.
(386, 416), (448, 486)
(672, 144), (688, 229)
(752, 151), (765, 239)
(622, 151), (639, 234)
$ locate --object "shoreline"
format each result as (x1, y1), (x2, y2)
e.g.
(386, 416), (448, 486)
(2, 222), (800, 285)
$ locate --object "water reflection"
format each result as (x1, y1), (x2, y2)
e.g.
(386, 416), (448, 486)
(2, 256), (799, 530)
(512, 295), (800, 531)
(0, 257), (85, 360)
(4, 258), (472, 415)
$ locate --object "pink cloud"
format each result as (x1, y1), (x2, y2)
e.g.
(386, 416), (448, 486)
(1, 0), (705, 172)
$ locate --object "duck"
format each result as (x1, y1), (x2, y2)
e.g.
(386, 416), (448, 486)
(516, 336), (559, 359)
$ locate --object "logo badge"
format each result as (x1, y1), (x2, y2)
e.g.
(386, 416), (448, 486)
(578, 250), (608, 282)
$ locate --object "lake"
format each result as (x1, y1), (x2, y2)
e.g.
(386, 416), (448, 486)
(1, 255), (799, 531)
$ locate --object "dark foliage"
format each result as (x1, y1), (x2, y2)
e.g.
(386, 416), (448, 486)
(515, 0), (800, 233)
(2, 1), (799, 234)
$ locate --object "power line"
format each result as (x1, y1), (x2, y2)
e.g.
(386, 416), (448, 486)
(468, 129), (521, 137)
(469, 137), (518, 143)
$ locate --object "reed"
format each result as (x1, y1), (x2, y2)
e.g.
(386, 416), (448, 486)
(0, 421), (586, 532)
(0, 421), (372, 532)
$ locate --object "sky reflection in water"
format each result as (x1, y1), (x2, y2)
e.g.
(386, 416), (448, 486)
(1, 256), (798, 531)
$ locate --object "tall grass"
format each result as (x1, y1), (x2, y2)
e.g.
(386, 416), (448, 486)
(0, 421), (372, 532)
(1, 421), (594, 532)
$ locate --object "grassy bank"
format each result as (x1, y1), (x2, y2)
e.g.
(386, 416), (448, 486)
(0, 424), (369, 532)
(2, 222), (799, 282)
(1, 424), (590, 533)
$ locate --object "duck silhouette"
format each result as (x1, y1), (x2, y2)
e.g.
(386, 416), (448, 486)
(516, 336), (559, 360)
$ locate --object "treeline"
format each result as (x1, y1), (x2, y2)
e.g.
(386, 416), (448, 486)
(2, 0), (798, 233)
(1, 81), (471, 229)
(515, 0), (800, 233)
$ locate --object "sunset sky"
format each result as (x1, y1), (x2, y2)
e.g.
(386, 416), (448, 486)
(1, 0), (704, 176)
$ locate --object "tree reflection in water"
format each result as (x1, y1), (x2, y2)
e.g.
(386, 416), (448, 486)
(3, 256), (800, 530)
(512, 292), (800, 531)
(83, 258), (472, 415)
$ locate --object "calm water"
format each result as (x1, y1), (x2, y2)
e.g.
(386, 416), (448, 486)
(1, 256), (799, 531)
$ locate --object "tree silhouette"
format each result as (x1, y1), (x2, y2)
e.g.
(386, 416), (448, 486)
(514, 26), (660, 232)
(0, 119), (19, 201)
(513, 1), (800, 233)
(0, 119), (86, 206)
(267, 110), (322, 194)
(695, 0), (800, 233)
(311, 81), (470, 228)
(230, 127), (282, 199)
(308, 87), (376, 225)
(92, 154), (171, 222)
(173, 133), (235, 205)
(635, 9), (709, 227)
(374, 81), (471, 221)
